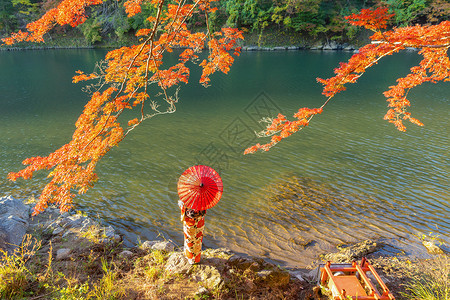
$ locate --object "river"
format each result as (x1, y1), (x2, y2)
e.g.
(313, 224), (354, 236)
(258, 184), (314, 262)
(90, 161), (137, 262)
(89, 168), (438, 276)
(0, 49), (448, 268)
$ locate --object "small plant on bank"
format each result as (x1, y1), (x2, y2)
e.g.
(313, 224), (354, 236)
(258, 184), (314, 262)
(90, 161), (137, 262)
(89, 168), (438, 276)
(53, 275), (90, 300)
(150, 249), (166, 265)
(0, 234), (41, 299)
(143, 265), (161, 281)
(78, 225), (105, 243)
(132, 249), (168, 282)
(88, 257), (125, 299)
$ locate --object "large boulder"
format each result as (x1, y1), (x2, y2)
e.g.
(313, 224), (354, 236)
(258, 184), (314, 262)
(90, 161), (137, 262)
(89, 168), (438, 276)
(191, 264), (223, 290)
(0, 229), (8, 252)
(140, 240), (176, 252)
(152, 240), (176, 252)
(165, 251), (193, 275)
(45, 212), (122, 245)
(0, 196), (30, 253)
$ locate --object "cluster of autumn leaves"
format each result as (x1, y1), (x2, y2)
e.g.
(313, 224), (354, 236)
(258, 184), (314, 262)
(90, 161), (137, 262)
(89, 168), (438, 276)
(2, 1), (449, 214)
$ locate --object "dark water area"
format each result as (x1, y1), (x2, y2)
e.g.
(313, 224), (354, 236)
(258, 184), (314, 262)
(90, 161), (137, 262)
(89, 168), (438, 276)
(1, 49), (448, 268)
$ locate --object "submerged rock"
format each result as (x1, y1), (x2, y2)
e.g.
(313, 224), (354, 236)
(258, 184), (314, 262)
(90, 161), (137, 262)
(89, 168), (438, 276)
(322, 240), (380, 262)
(422, 240), (445, 255)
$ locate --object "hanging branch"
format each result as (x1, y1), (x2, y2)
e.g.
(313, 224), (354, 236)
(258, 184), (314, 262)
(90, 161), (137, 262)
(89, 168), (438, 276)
(245, 8), (449, 154)
(4, 0), (243, 214)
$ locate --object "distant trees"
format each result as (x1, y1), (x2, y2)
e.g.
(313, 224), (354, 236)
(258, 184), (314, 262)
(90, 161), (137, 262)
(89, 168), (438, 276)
(221, 0), (449, 42)
(384, 0), (450, 26)
(0, 0), (18, 33)
(224, 0), (353, 39)
(2, 0), (449, 44)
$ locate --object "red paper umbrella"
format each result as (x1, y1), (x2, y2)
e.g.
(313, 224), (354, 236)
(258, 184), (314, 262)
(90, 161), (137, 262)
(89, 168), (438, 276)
(177, 165), (223, 211)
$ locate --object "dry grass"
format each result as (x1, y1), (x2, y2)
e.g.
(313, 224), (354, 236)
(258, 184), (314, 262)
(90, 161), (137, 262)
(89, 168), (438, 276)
(402, 254), (449, 300)
(0, 230), (305, 300)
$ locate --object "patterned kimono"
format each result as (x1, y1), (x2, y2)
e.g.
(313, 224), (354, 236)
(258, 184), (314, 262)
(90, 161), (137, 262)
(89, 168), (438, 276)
(179, 201), (206, 264)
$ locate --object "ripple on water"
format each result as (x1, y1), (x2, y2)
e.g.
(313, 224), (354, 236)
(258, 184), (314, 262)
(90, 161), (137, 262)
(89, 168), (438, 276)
(195, 174), (448, 267)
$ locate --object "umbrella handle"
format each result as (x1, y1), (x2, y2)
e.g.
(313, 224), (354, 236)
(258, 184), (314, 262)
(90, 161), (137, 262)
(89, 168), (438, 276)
(180, 206), (186, 222)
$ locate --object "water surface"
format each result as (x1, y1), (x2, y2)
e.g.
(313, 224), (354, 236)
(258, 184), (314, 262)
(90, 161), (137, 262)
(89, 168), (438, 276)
(1, 49), (448, 267)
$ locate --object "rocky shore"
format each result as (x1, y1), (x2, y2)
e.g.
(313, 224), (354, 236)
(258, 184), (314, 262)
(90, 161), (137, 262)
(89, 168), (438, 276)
(1, 196), (447, 299)
(0, 42), (358, 52)
(1, 43), (354, 52)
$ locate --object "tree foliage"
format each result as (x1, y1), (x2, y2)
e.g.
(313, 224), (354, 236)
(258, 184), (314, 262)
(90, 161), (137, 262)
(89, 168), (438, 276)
(79, 17), (103, 43)
(2, 0), (449, 42)
(3, 0), (243, 215)
(0, 0), (18, 33)
(244, 7), (449, 154)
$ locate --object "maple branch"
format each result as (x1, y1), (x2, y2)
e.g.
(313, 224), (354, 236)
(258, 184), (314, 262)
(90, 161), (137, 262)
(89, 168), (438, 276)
(80, 0), (167, 148)
(166, 0), (186, 35)
(251, 43), (404, 149)
(6, 0), (239, 214)
(123, 0), (209, 137)
(109, 0), (217, 140)
(247, 17), (450, 154)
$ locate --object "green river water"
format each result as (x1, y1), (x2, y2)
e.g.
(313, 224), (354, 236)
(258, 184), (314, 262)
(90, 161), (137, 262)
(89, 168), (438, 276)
(0, 49), (448, 267)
